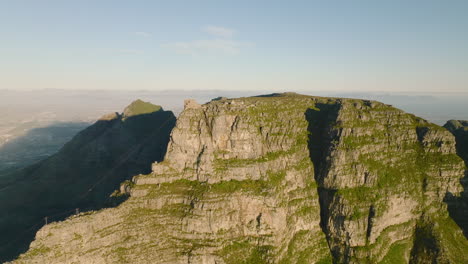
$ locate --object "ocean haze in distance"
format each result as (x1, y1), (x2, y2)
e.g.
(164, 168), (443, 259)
(1, 89), (467, 124)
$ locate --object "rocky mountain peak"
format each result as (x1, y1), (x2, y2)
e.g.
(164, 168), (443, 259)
(11, 95), (468, 263)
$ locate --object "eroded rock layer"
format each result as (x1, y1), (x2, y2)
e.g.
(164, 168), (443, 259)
(310, 100), (467, 263)
(16, 94), (468, 264)
(444, 120), (468, 239)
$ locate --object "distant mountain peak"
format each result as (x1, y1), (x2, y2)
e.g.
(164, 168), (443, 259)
(122, 99), (162, 119)
(16, 94), (468, 263)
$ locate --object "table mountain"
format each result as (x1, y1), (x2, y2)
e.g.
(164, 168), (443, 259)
(14, 94), (468, 263)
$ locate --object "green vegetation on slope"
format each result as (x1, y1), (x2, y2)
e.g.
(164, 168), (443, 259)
(13, 93), (468, 264)
(122, 99), (162, 118)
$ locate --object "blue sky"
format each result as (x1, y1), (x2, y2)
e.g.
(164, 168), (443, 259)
(1, 0), (467, 92)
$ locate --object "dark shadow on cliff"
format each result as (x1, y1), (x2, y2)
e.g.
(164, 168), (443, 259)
(409, 220), (444, 264)
(0, 109), (176, 262)
(0, 122), (89, 180)
(444, 172), (468, 239)
(443, 120), (468, 239)
(304, 103), (342, 263)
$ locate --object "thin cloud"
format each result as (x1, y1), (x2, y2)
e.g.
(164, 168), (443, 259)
(202, 25), (235, 38)
(162, 26), (252, 55)
(162, 39), (252, 55)
(135, 31), (152, 37)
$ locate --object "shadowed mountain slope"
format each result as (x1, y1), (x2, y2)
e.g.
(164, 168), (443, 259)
(15, 94), (468, 264)
(0, 100), (176, 262)
(0, 122), (89, 178)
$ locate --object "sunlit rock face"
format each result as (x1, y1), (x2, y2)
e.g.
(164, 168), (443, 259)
(16, 94), (468, 264)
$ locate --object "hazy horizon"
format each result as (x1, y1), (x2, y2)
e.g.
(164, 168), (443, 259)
(1, 1), (467, 93)
(1, 1), (467, 167)
(1, 89), (467, 124)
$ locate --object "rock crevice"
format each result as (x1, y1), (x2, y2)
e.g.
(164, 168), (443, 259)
(15, 94), (468, 264)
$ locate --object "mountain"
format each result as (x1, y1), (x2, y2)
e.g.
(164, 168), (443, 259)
(443, 120), (468, 238)
(13, 94), (468, 263)
(0, 122), (90, 177)
(0, 100), (176, 262)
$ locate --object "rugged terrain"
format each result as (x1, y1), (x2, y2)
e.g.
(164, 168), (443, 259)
(14, 94), (468, 263)
(0, 100), (176, 262)
(444, 120), (468, 162)
(444, 120), (468, 238)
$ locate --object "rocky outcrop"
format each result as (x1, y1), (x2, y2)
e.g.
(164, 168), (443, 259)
(444, 120), (468, 163)
(309, 100), (466, 263)
(15, 94), (468, 263)
(443, 120), (468, 238)
(0, 100), (176, 263)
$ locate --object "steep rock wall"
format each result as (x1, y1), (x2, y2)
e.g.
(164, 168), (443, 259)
(15, 94), (468, 264)
(444, 120), (468, 238)
(16, 95), (332, 263)
(308, 100), (467, 263)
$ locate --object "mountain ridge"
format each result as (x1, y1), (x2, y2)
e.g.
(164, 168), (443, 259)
(0, 100), (176, 262)
(14, 93), (468, 263)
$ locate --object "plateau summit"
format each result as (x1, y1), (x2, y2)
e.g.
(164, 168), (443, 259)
(5, 93), (468, 263)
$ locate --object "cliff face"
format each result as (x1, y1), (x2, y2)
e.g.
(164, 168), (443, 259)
(15, 94), (468, 263)
(444, 120), (468, 161)
(310, 100), (466, 263)
(443, 120), (468, 238)
(0, 100), (176, 262)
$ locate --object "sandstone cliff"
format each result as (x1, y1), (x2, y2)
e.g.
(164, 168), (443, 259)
(0, 100), (176, 262)
(15, 94), (468, 263)
(444, 120), (468, 239)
